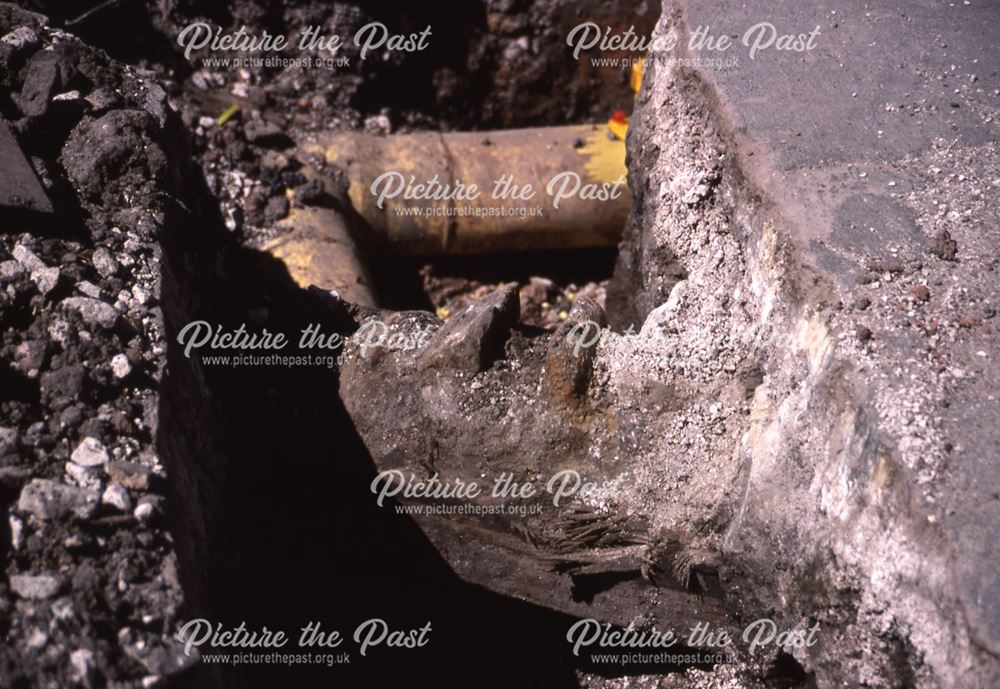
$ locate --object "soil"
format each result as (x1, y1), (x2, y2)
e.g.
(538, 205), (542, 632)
(0, 4), (206, 687)
(0, 1), (658, 687)
(9, 1), (983, 688)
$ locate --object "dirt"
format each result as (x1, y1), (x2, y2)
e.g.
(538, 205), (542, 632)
(0, 4), (210, 687)
(5, 0), (993, 688)
(0, 1), (658, 687)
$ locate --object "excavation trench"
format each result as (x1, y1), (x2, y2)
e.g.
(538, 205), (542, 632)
(150, 4), (825, 685)
(151, 3), (728, 688)
(4, 1), (995, 687)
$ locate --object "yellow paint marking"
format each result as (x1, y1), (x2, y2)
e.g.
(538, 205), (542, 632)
(577, 128), (627, 185)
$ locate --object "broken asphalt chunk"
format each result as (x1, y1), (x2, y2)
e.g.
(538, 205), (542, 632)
(0, 117), (53, 216)
(418, 283), (519, 374)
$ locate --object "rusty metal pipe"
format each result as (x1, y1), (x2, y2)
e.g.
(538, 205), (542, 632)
(265, 203), (377, 307)
(304, 124), (628, 256)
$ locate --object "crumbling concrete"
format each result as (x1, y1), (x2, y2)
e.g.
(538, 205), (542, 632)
(337, 2), (1000, 688)
(606, 2), (1000, 687)
(4, 0), (995, 686)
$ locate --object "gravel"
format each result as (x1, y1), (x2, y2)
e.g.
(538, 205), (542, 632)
(0, 9), (188, 686)
(17, 479), (100, 521)
(60, 296), (119, 329)
(9, 573), (62, 600)
(0, 424), (16, 454)
(110, 353), (132, 379)
(30, 265), (59, 294)
(101, 483), (132, 512)
(70, 437), (109, 467)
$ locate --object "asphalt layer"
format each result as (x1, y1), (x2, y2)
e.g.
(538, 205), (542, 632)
(678, 0), (1000, 670)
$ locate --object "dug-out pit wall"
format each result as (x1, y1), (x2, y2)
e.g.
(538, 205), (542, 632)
(156, 2), (663, 687)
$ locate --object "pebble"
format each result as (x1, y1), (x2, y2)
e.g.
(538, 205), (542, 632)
(132, 283), (152, 305)
(13, 244), (45, 272)
(260, 150), (289, 171)
(927, 230), (959, 261)
(9, 573), (61, 600)
(47, 317), (72, 346)
(124, 636), (198, 676)
(102, 483), (132, 512)
(26, 629), (48, 650)
(77, 281), (103, 298)
(9, 515), (24, 550)
(224, 206), (241, 232)
(909, 285), (930, 302)
(65, 461), (102, 490)
(30, 266), (60, 295)
(62, 296), (119, 329)
(92, 247), (118, 277)
(72, 437), (110, 467)
(243, 119), (289, 147)
(683, 183), (711, 206)
(1, 26), (39, 51)
(52, 598), (74, 622)
(134, 495), (162, 522)
(0, 259), (23, 281)
(111, 353), (132, 379)
(13, 340), (45, 376)
(84, 86), (121, 112)
(418, 284), (520, 374)
(18, 478), (100, 520)
(0, 425), (16, 454)
(363, 114), (391, 135)
(70, 648), (96, 686)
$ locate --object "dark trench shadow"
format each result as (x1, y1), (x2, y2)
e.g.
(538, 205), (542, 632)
(157, 211), (723, 687)
(368, 246), (618, 312)
(157, 200), (590, 688)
